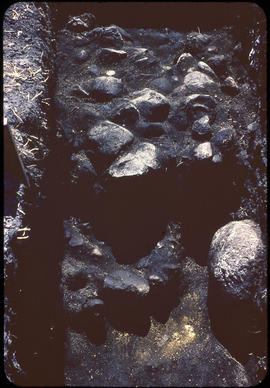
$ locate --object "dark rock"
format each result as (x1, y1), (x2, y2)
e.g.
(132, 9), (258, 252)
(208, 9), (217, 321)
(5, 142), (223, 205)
(87, 120), (134, 164)
(74, 48), (89, 63)
(212, 127), (235, 150)
(112, 102), (140, 125)
(185, 94), (216, 122)
(208, 220), (266, 301)
(185, 94), (217, 109)
(184, 71), (217, 93)
(88, 76), (123, 102)
(207, 55), (227, 75)
(131, 88), (170, 122)
(82, 298), (104, 318)
(109, 24), (133, 42)
(70, 150), (97, 185)
(66, 13), (96, 32)
(197, 61), (216, 78)
(176, 53), (197, 73)
(69, 234), (84, 247)
(221, 76), (240, 96)
(98, 48), (127, 63)
(107, 142), (161, 179)
(150, 77), (174, 94)
(136, 122), (165, 137)
(193, 142), (213, 160)
(87, 64), (99, 76)
(103, 269), (150, 298)
(192, 115), (212, 139)
(89, 26), (124, 49)
(186, 32), (211, 53)
(168, 109), (188, 131)
(212, 153), (223, 163)
(134, 56), (158, 67)
(207, 46), (218, 54)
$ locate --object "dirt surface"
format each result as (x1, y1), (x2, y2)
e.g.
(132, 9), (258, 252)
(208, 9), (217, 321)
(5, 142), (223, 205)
(3, 2), (267, 387)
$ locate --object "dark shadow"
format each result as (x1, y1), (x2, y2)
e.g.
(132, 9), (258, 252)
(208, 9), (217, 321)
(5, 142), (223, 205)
(66, 312), (107, 345)
(207, 274), (267, 365)
(90, 173), (175, 264)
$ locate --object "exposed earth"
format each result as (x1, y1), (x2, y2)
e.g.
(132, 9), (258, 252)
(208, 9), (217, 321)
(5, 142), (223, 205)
(3, 2), (267, 387)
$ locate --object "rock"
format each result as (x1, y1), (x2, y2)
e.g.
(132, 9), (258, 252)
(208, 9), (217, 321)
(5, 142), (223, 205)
(176, 53), (197, 73)
(185, 94), (216, 122)
(87, 64), (99, 76)
(192, 115), (212, 139)
(98, 48), (127, 63)
(74, 48), (89, 63)
(212, 153), (223, 163)
(207, 55), (227, 75)
(221, 76), (240, 96)
(186, 32), (210, 53)
(131, 88), (170, 122)
(103, 269), (150, 298)
(88, 76), (123, 101)
(168, 109), (188, 131)
(87, 120), (134, 163)
(136, 122), (165, 137)
(150, 77), (173, 94)
(197, 61), (216, 78)
(185, 94), (216, 109)
(207, 46), (218, 54)
(107, 142), (161, 178)
(208, 220), (266, 301)
(66, 13), (96, 32)
(184, 71), (217, 92)
(70, 150), (97, 184)
(90, 26), (124, 49)
(112, 102), (140, 125)
(194, 142), (213, 160)
(69, 234), (84, 248)
(212, 127), (235, 150)
(109, 24), (133, 42)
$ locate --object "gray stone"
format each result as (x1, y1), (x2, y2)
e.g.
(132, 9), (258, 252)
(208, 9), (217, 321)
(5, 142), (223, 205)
(184, 71), (217, 92)
(221, 76), (240, 96)
(88, 76), (123, 101)
(103, 269), (150, 298)
(176, 53), (197, 73)
(212, 127), (235, 149)
(108, 142), (161, 178)
(88, 120), (134, 159)
(131, 88), (170, 122)
(208, 220), (266, 301)
(192, 115), (212, 139)
(69, 235), (84, 248)
(207, 55), (227, 74)
(194, 142), (213, 160)
(136, 122), (165, 138)
(197, 61), (216, 78)
(150, 77), (174, 94)
(185, 94), (217, 109)
(112, 102), (140, 125)
(66, 13), (96, 32)
(90, 26), (124, 49)
(98, 48), (127, 63)
(70, 150), (97, 185)
(74, 48), (89, 63)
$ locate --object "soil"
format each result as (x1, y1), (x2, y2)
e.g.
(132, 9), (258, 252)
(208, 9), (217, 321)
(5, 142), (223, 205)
(3, 2), (267, 387)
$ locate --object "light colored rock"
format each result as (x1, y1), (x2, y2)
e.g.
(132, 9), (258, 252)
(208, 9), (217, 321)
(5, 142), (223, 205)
(208, 220), (266, 300)
(131, 88), (170, 122)
(198, 61), (217, 78)
(184, 71), (217, 92)
(176, 53), (197, 73)
(194, 142), (213, 160)
(108, 142), (160, 178)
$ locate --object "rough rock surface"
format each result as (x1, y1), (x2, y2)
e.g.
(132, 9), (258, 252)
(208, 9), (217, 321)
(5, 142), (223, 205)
(131, 88), (170, 122)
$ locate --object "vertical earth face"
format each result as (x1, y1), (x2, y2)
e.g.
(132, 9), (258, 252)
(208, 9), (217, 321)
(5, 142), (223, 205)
(4, 2), (266, 387)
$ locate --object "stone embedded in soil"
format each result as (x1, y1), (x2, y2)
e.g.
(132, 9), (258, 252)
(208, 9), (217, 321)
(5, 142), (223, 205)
(198, 61), (217, 78)
(98, 48), (127, 63)
(69, 234), (84, 247)
(88, 76), (124, 101)
(194, 141), (213, 160)
(168, 109), (188, 131)
(71, 151), (97, 180)
(74, 48), (89, 63)
(192, 115), (211, 139)
(207, 55), (227, 74)
(176, 53), (197, 73)
(90, 26), (124, 49)
(103, 269), (150, 298)
(186, 32), (210, 53)
(184, 71), (217, 92)
(136, 122), (165, 137)
(221, 76), (240, 96)
(185, 94), (217, 109)
(107, 142), (161, 178)
(66, 13), (96, 32)
(212, 127), (235, 150)
(112, 102), (140, 125)
(208, 220), (266, 301)
(87, 120), (134, 160)
(131, 88), (170, 122)
(150, 77), (174, 94)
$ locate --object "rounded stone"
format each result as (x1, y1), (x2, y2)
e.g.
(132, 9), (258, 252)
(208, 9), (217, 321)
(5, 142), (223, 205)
(184, 71), (217, 93)
(176, 53), (197, 73)
(191, 115), (212, 139)
(89, 76), (123, 101)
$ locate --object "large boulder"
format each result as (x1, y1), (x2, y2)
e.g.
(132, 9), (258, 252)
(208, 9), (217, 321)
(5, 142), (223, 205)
(207, 220), (267, 362)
